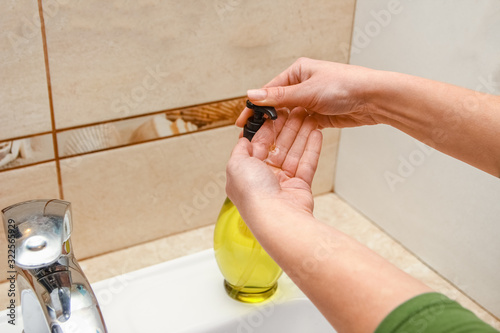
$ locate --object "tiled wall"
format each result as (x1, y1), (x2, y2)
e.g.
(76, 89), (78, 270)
(0, 0), (355, 281)
(337, 0), (500, 318)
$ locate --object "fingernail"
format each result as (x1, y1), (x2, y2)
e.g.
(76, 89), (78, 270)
(247, 89), (267, 101)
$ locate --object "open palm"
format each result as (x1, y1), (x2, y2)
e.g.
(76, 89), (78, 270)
(226, 107), (322, 218)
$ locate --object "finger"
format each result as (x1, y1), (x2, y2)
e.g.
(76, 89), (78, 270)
(247, 58), (316, 108)
(230, 137), (253, 159)
(270, 108), (289, 138)
(235, 107), (254, 128)
(281, 115), (318, 177)
(226, 138), (253, 201)
(250, 109), (288, 160)
(265, 107), (309, 168)
(237, 105), (290, 129)
(295, 129), (323, 187)
(255, 108), (289, 141)
(247, 84), (315, 110)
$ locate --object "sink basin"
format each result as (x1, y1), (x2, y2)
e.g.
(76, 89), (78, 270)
(188, 299), (334, 333)
(0, 249), (335, 332)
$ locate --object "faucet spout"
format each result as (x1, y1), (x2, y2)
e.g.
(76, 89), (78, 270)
(2, 199), (107, 333)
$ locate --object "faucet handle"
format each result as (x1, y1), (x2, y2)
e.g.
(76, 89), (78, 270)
(2, 199), (72, 269)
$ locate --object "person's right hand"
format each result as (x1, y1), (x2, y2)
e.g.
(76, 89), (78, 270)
(236, 57), (380, 129)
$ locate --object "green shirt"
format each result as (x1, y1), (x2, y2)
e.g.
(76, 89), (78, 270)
(375, 292), (499, 333)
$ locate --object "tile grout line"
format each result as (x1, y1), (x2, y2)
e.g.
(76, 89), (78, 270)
(0, 131), (53, 144)
(37, 0), (64, 199)
(347, 0), (357, 65)
(0, 97), (245, 173)
(0, 122), (234, 175)
(332, 0), (356, 193)
(55, 95), (247, 133)
(337, 2), (500, 324)
(0, 159), (56, 174)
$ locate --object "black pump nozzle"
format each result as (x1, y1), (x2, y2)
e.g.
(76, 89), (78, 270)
(243, 100), (277, 142)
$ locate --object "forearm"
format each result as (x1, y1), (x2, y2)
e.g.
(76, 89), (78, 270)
(369, 70), (500, 177)
(241, 203), (432, 333)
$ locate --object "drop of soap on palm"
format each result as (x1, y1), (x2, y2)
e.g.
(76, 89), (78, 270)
(269, 119), (277, 153)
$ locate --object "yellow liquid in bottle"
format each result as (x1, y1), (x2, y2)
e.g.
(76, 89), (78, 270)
(214, 198), (282, 303)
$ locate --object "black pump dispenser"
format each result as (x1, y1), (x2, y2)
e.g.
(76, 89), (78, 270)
(243, 100), (278, 141)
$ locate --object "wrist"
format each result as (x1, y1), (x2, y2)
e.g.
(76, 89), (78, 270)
(238, 196), (316, 235)
(361, 69), (405, 126)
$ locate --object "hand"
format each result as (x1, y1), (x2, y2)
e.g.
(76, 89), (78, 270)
(226, 107), (323, 224)
(236, 57), (380, 129)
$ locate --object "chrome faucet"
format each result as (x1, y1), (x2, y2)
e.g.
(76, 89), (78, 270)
(2, 199), (107, 333)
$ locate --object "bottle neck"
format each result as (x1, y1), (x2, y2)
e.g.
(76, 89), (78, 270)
(243, 115), (265, 142)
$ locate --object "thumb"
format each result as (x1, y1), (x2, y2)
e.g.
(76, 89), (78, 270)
(247, 84), (312, 109)
(230, 137), (253, 160)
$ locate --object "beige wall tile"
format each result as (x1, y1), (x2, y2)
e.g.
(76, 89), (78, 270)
(0, 0), (52, 140)
(312, 128), (340, 195)
(44, 0), (355, 128)
(0, 162), (60, 282)
(0, 134), (55, 170)
(61, 126), (241, 260)
(314, 194), (500, 329)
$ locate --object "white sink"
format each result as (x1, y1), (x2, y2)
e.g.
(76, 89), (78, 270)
(190, 299), (334, 333)
(0, 249), (335, 332)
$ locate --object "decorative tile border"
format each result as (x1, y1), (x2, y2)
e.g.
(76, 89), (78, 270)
(0, 97), (246, 171)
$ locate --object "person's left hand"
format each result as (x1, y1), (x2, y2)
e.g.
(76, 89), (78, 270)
(226, 107), (323, 226)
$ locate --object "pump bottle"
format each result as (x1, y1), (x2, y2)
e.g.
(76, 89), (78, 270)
(213, 101), (282, 303)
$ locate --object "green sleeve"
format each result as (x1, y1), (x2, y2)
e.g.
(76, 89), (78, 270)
(375, 292), (499, 333)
